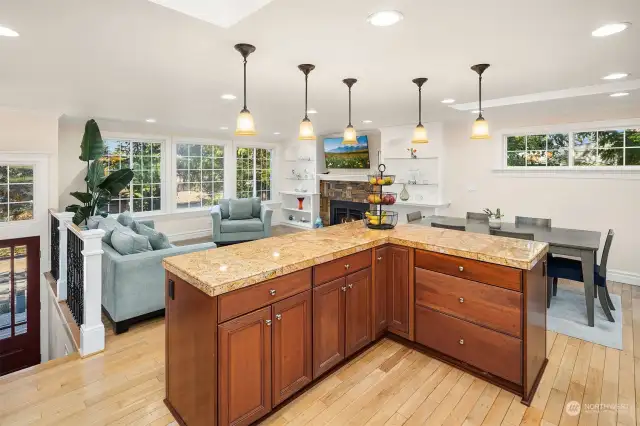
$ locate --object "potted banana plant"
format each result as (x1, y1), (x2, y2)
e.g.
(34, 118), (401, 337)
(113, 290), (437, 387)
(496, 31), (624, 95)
(483, 208), (504, 229)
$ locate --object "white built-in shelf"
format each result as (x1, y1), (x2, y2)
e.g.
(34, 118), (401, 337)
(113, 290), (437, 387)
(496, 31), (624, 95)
(283, 220), (314, 229)
(392, 201), (451, 208)
(393, 180), (439, 186)
(280, 191), (319, 196)
(384, 156), (438, 160)
(285, 177), (315, 181)
(282, 207), (311, 214)
(284, 158), (314, 162)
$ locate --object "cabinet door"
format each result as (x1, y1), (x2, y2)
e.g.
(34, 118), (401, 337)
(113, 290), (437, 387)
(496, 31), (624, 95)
(388, 246), (410, 337)
(373, 246), (390, 338)
(313, 277), (346, 378)
(345, 267), (372, 357)
(272, 290), (313, 406)
(218, 306), (272, 426)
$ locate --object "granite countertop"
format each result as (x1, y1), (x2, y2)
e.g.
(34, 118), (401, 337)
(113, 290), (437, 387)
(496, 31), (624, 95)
(163, 222), (548, 297)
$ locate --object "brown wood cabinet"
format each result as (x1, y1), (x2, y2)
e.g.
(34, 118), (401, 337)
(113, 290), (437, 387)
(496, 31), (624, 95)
(218, 306), (272, 426)
(272, 290), (313, 406)
(372, 246), (389, 338)
(387, 246), (411, 338)
(312, 277), (346, 378)
(345, 268), (372, 357)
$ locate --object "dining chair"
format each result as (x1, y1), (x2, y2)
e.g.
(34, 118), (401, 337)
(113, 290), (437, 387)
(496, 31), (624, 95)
(489, 229), (534, 240)
(431, 222), (466, 231)
(547, 229), (615, 321)
(466, 212), (490, 222)
(407, 211), (422, 223)
(515, 216), (552, 228)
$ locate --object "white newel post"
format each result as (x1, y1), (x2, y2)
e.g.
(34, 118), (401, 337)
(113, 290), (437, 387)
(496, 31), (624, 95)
(55, 211), (75, 301)
(80, 229), (106, 357)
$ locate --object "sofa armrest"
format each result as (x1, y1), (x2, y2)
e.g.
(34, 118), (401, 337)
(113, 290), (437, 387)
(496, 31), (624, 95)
(261, 205), (273, 238)
(211, 205), (222, 242)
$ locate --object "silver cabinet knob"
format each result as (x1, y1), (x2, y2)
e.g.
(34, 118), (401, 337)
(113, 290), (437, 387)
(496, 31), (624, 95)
(459, 339), (464, 345)
(345, 264), (351, 270)
(269, 289), (276, 296)
(459, 297), (464, 303)
(341, 286), (347, 292)
(377, 257), (383, 261)
(458, 266), (464, 272)
(275, 314), (282, 321)
(266, 320), (272, 326)
(348, 284), (353, 289)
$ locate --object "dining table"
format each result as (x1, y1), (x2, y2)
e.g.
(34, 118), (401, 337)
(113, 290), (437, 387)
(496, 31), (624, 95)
(413, 215), (603, 327)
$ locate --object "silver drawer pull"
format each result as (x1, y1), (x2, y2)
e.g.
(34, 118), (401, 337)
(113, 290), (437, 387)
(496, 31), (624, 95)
(458, 266), (464, 272)
(275, 314), (282, 321)
(345, 264), (351, 270)
(266, 320), (272, 326)
(269, 289), (276, 296)
(377, 257), (383, 261)
(341, 286), (347, 292)
(459, 297), (464, 303)
(459, 339), (464, 345)
(348, 284), (353, 289)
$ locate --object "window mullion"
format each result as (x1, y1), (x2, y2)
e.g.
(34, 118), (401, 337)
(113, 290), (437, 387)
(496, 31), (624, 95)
(253, 148), (257, 198)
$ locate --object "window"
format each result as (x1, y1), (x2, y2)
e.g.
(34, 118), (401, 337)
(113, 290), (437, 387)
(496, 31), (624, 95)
(0, 165), (34, 222)
(505, 127), (640, 167)
(102, 139), (163, 213)
(176, 143), (225, 209)
(236, 147), (272, 201)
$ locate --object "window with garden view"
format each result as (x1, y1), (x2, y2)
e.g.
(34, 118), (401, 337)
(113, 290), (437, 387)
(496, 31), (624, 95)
(101, 139), (163, 213)
(506, 128), (640, 167)
(176, 143), (225, 209)
(0, 165), (34, 222)
(236, 147), (272, 201)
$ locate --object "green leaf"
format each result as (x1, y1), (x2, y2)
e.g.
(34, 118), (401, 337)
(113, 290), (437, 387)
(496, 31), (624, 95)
(79, 119), (104, 161)
(72, 206), (92, 225)
(70, 191), (93, 205)
(65, 204), (82, 213)
(98, 168), (134, 196)
(85, 160), (106, 191)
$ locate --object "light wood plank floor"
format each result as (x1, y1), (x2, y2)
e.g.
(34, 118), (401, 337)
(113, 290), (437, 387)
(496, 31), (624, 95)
(1, 281), (637, 426)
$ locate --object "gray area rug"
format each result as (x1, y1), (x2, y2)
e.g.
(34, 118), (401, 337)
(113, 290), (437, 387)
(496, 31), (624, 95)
(547, 285), (623, 350)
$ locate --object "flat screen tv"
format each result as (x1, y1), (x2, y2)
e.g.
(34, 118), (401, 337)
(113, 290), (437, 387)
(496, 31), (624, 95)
(324, 136), (370, 169)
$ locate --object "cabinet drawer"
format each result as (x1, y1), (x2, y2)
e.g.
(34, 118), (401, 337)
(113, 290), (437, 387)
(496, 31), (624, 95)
(415, 250), (522, 292)
(313, 250), (371, 286)
(218, 269), (311, 323)
(415, 305), (522, 385)
(415, 268), (522, 337)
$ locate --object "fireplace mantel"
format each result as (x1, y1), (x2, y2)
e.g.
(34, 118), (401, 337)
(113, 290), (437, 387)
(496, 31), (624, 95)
(317, 174), (369, 183)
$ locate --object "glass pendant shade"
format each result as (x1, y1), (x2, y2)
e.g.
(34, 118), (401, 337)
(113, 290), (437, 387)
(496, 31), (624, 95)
(412, 124), (429, 144)
(471, 117), (490, 139)
(298, 118), (316, 140)
(343, 125), (358, 145)
(235, 108), (256, 136)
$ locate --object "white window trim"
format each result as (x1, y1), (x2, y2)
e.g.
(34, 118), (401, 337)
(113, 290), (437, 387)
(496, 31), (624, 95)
(232, 141), (278, 200)
(497, 118), (640, 175)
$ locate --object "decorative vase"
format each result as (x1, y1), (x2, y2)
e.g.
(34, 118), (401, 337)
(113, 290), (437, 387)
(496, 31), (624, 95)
(314, 216), (323, 228)
(488, 217), (502, 229)
(297, 197), (305, 210)
(399, 184), (410, 201)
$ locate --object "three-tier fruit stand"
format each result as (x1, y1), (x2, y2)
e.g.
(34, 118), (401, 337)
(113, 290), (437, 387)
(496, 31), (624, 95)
(364, 164), (399, 230)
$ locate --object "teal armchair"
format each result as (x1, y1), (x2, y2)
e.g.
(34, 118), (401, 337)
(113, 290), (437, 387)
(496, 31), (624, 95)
(211, 198), (273, 243)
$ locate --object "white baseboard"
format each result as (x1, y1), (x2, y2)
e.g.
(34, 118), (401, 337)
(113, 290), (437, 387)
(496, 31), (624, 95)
(608, 269), (640, 286)
(167, 229), (211, 243)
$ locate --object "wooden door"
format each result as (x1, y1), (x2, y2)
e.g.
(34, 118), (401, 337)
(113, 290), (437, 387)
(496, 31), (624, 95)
(0, 237), (40, 377)
(218, 306), (272, 426)
(272, 290), (312, 406)
(313, 277), (345, 378)
(345, 267), (372, 357)
(373, 246), (389, 338)
(388, 246), (410, 337)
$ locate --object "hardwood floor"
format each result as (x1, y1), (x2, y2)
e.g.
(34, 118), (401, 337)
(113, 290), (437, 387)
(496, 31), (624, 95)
(1, 281), (638, 426)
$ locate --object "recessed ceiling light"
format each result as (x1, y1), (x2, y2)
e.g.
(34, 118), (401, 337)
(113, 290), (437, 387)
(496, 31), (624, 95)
(362, 120), (373, 124)
(145, 118), (156, 123)
(367, 10), (404, 27)
(602, 72), (629, 80)
(610, 92), (630, 97)
(220, 126), (229, 130)
(441, 99), (456, 104)
(307, 109), (318, 114)
(221, 94), (237, 100)
(0, 26), (19, 37)
(273, 132), (281, 135)
(592, 22), (630, 37)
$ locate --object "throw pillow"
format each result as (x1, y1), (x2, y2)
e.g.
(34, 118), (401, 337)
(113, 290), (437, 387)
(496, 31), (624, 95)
(86, 216), (105, 230)
(218, 199), (230, 219)
(98, 217), (124, 244)
(110, 228), (152, 255)
(117, 211), (135, 227)
(229, 198), (253, 220)
(250, 197), (261, 218)
(136, 223), (172, 250)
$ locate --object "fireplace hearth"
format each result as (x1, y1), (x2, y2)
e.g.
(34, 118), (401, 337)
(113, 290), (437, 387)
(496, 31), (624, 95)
(330, 200), (369, 225)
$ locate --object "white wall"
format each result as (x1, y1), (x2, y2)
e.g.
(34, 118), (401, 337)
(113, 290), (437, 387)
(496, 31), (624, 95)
(442, 117), (640, 283)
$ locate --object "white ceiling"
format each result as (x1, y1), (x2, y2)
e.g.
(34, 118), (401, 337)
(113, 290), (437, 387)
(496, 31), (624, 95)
(147, 0), (277, 29)
(0, 0), (639, 141)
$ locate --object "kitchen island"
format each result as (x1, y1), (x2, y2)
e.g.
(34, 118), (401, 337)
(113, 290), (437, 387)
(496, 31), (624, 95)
(162, 222), (549, 426)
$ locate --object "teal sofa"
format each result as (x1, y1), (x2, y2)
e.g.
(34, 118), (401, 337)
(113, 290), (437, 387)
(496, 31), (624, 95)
(96, 218), (216, 333)
(211, 198), (273, 244)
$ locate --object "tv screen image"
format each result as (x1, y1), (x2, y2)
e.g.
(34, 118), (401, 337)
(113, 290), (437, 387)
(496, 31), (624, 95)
(324, 136), (370, 169)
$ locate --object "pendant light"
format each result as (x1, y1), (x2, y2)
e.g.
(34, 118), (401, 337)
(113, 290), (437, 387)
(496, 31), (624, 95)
(411, 77), (429, 144)
(234, 43), (257, 136)
(342, 78), (358, 145)
(298, 64), (316, 140)
(470, 63), (490, 139)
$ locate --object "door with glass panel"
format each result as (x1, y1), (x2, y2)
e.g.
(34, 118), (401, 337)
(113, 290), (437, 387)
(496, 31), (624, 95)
(0, 237), (40, 376)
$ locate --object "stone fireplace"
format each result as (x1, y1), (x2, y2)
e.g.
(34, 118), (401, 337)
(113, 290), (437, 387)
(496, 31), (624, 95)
(329, 200), (368, 225)
(319, 180), (372, 226)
